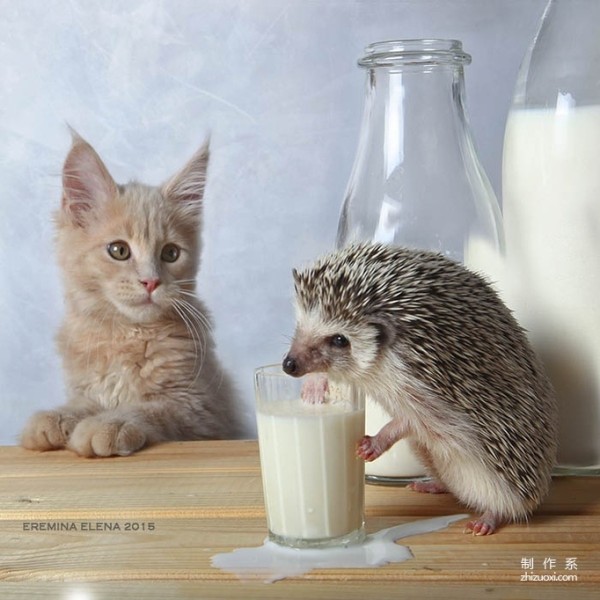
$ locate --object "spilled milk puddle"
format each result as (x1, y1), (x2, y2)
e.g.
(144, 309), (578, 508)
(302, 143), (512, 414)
(211, 513), (468, 583)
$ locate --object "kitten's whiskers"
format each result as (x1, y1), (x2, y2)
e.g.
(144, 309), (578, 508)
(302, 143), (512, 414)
(171, 298), (207, 389)
(175, 296), (226, 393)
(172, 278), (198, 286)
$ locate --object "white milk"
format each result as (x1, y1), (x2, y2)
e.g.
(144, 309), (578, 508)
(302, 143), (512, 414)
(256, 399), (365, 544)
(464, 234), (509, 303)
(502, 105), (600, 468)
(364, 398), (425, 479)
(212, 513), (468, 583)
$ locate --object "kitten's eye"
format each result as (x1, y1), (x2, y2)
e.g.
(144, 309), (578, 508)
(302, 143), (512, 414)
(107, 241), (131, 261)
(161, 243), (180, 263)
(330, 334), (350, 349)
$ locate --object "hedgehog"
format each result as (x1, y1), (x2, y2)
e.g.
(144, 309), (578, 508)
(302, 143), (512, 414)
(282, 242), (558, 535)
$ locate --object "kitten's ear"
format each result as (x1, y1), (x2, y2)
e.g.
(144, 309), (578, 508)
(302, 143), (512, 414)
(161, 139), (209, 217)
(62, 130), (117, 227)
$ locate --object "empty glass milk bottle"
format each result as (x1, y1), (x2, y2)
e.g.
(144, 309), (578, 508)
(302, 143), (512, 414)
(337, 39), (504, 484)
(503, 1), (600, 474)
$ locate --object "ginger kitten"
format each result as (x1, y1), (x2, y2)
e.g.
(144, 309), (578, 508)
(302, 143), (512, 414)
(21, 132), (239, 457)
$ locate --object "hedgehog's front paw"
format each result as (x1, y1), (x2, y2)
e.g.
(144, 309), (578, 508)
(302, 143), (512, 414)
(68, 416), (146, 458)
(301, 373), (329, 404)
(356, 435), (385, 461)
(21, 410), (81, 451)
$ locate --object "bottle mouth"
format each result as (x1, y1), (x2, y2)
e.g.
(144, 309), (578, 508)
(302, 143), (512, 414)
(358, 39), (471, 68)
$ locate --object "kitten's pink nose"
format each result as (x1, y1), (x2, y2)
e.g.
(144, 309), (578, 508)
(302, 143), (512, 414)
(140, 278), (161, 294)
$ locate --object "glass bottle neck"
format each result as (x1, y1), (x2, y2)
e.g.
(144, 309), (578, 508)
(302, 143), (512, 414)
(513, 0), (600, 108)
(336, 39), (502, 262)
(362, 65), (471, 168)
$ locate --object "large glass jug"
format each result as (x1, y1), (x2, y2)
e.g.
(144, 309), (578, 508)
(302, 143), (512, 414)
(503, 0), (600, 474)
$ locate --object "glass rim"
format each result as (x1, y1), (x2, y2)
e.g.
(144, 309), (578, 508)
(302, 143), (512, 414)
(254, 363), (290, 397)
(255, 364), (366, 409)
(358, 38), (471, 68)
(254, 363), (287, 378)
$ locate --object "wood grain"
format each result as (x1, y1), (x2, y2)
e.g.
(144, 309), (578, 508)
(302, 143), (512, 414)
(0, 440), (598, 598)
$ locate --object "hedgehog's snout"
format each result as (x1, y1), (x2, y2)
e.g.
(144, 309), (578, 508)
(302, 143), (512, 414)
(284, 330), (331, 377)
(282, 355), (299, 376)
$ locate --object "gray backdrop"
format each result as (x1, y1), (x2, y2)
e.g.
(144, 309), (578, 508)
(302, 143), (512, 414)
(0, 0), (547, 443)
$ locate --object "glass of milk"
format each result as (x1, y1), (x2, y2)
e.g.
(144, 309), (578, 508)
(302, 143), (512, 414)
(254, 365), (366, 548)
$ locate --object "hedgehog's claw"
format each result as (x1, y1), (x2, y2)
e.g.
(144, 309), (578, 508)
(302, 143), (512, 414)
(464, 512), (499, 535)
(357, 417), (409, 464)
(356, 435), (383, 461)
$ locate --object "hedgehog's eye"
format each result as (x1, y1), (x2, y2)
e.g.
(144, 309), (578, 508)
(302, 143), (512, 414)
(330, 334), (350, 349)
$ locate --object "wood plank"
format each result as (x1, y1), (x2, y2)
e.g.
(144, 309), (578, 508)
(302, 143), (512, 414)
(0, 440), (598, 593)
(0, 441), (261, 478)
(2, 516), (598, 581)
(0, 582), (598, 600)
(0, 472), (263, 519)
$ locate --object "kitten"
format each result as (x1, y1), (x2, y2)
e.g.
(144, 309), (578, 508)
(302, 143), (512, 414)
(21, 132), (240, 457)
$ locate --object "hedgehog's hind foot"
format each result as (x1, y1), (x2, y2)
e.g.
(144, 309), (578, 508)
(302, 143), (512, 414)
(464, 511), (500, 536)
(407, 479), (448, 494)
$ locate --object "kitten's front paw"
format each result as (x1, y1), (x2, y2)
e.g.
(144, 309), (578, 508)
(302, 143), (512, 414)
(68, 416), (146, 458)
(21, 410), (80, 451)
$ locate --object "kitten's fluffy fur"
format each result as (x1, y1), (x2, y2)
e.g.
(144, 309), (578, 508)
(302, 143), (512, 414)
(21, 132), (239, 457)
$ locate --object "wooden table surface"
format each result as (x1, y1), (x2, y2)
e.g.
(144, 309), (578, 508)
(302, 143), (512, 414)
(0, 440), (598, 599)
